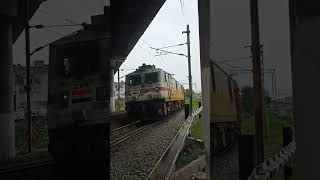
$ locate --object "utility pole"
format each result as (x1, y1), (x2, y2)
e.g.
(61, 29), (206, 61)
(118, 68), (120, 100)
(250, 0), (264, 163)
(183, 24), (193, 113)
(25, 0), (32, 153)
(273, 69), (278, 112)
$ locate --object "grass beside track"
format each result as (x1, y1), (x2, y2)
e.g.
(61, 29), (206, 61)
(241, 112), (293, 159)
(175, 96), (204, 171)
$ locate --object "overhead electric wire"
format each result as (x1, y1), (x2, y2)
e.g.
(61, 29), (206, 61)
(215, 56), (252, 63)
(156, 43), (186, 50)
(151, 47), (187, 57)
(215, 61), (252, 72)
(139, 39), (172, 68)
(136, 43), (166, 69)
(30, 23), (85, 29)
(29, 29), (83, 56)
(38, 9), (80, 25)
(39, 28), (67, 36)
(137, 41), (169, 68)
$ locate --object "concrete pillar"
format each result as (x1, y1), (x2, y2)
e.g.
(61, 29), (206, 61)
(289, 3), (320, 179)
(0, 22), (15, 162)
(198, 0), (211, 178)
(109, 65), (115, 112)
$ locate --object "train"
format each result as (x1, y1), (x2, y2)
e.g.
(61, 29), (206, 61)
(209, 61), (241, 153)
(47, 30), (111, 178)
(125, 64), (185, 119)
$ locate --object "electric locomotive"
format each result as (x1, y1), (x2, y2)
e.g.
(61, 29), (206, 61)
(210, 61), (241, 153)
(125, 64), (185, 118)
(47, 30), (111, 177)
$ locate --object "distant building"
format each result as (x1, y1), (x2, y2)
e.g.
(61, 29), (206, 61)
(14, 60), (48, 120)
(114, 81), (125, 99)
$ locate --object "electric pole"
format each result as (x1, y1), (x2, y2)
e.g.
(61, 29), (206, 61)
(118, 68), (120, 100)
(250, 0), (264, 163)
(183, 24), (193, 113)
(25, 0), (32, 153)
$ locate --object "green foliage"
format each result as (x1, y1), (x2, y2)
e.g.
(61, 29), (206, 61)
(190, 117), (204, 140)
(240, 86), (271, 115)
(185, 89), (195, 98)
(241, 86), (254, 115)
(241, 112), (294, 159)
(175, 143), (204, 170)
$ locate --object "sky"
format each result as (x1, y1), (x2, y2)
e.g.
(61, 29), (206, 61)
(211, 0), (292, 98)
(120, 0), (201, 92)
(12, 0), (292, 97)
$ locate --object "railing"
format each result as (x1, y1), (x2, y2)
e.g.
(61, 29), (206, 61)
(248, 141), (296, 180)
(147, 107), (203, 180)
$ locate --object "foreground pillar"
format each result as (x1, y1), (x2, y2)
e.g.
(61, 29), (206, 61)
(109, 59), (115, 112)
(289, 1), (320, 179)
(0, 22), (15, 162)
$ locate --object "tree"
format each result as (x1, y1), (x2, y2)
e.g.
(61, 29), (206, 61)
(240, 86), (271, 115)
(185, 89), (195, 97)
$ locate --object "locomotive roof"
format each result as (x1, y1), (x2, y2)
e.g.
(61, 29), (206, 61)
(126, 64), (166, 76)
(125, 64), (183, 88)
(211, 60), (239, 87)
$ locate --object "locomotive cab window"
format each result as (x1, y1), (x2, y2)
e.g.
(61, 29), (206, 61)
(144, 72), (159, 84)
(62, 44), (99, 78)
(127, 74), (141, 86)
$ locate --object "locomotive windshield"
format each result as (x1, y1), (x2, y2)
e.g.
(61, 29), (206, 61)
(62, 44), (99, 78)
(127, 74), (141, 86)
(144, 72), (159, 84)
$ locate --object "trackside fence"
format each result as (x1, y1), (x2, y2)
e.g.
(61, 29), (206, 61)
(147, 107), (203, 180)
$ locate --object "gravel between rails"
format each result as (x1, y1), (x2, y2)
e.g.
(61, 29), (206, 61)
(111, 110), (185, 180)
(211, 141), (239, 180)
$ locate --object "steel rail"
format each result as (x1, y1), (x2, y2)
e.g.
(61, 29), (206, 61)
(112, 120), (141, 133)
(0, 159), (55, 174)
(111, 122), (160, 147)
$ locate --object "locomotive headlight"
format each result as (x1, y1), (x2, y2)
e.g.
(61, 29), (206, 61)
(128, 91), (132, 96)
(155, 87), (159, 92)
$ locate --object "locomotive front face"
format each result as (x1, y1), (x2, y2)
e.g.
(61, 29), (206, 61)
(47, 41), (110, 130)
(125, 71), (165, 102)
(125, 70), (171, 117)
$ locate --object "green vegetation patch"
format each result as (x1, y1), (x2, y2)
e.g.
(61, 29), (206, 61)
(190, 117), (204, 140)
(241, 112), (294, 159)
(175, 142), (205, 170)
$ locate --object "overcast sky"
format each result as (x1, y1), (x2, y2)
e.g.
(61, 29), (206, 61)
(12, 0), (292, 97)
(211, 0), (292, 98)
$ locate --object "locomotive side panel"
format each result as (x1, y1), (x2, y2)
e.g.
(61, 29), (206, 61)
(165, 74), (184, 102)
(210, 63), (238, 123)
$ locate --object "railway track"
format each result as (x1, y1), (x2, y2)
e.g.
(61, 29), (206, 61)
(111, 121), (159, 147)
(111, 111), (181, 147)
(0, 158), (55, 174)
